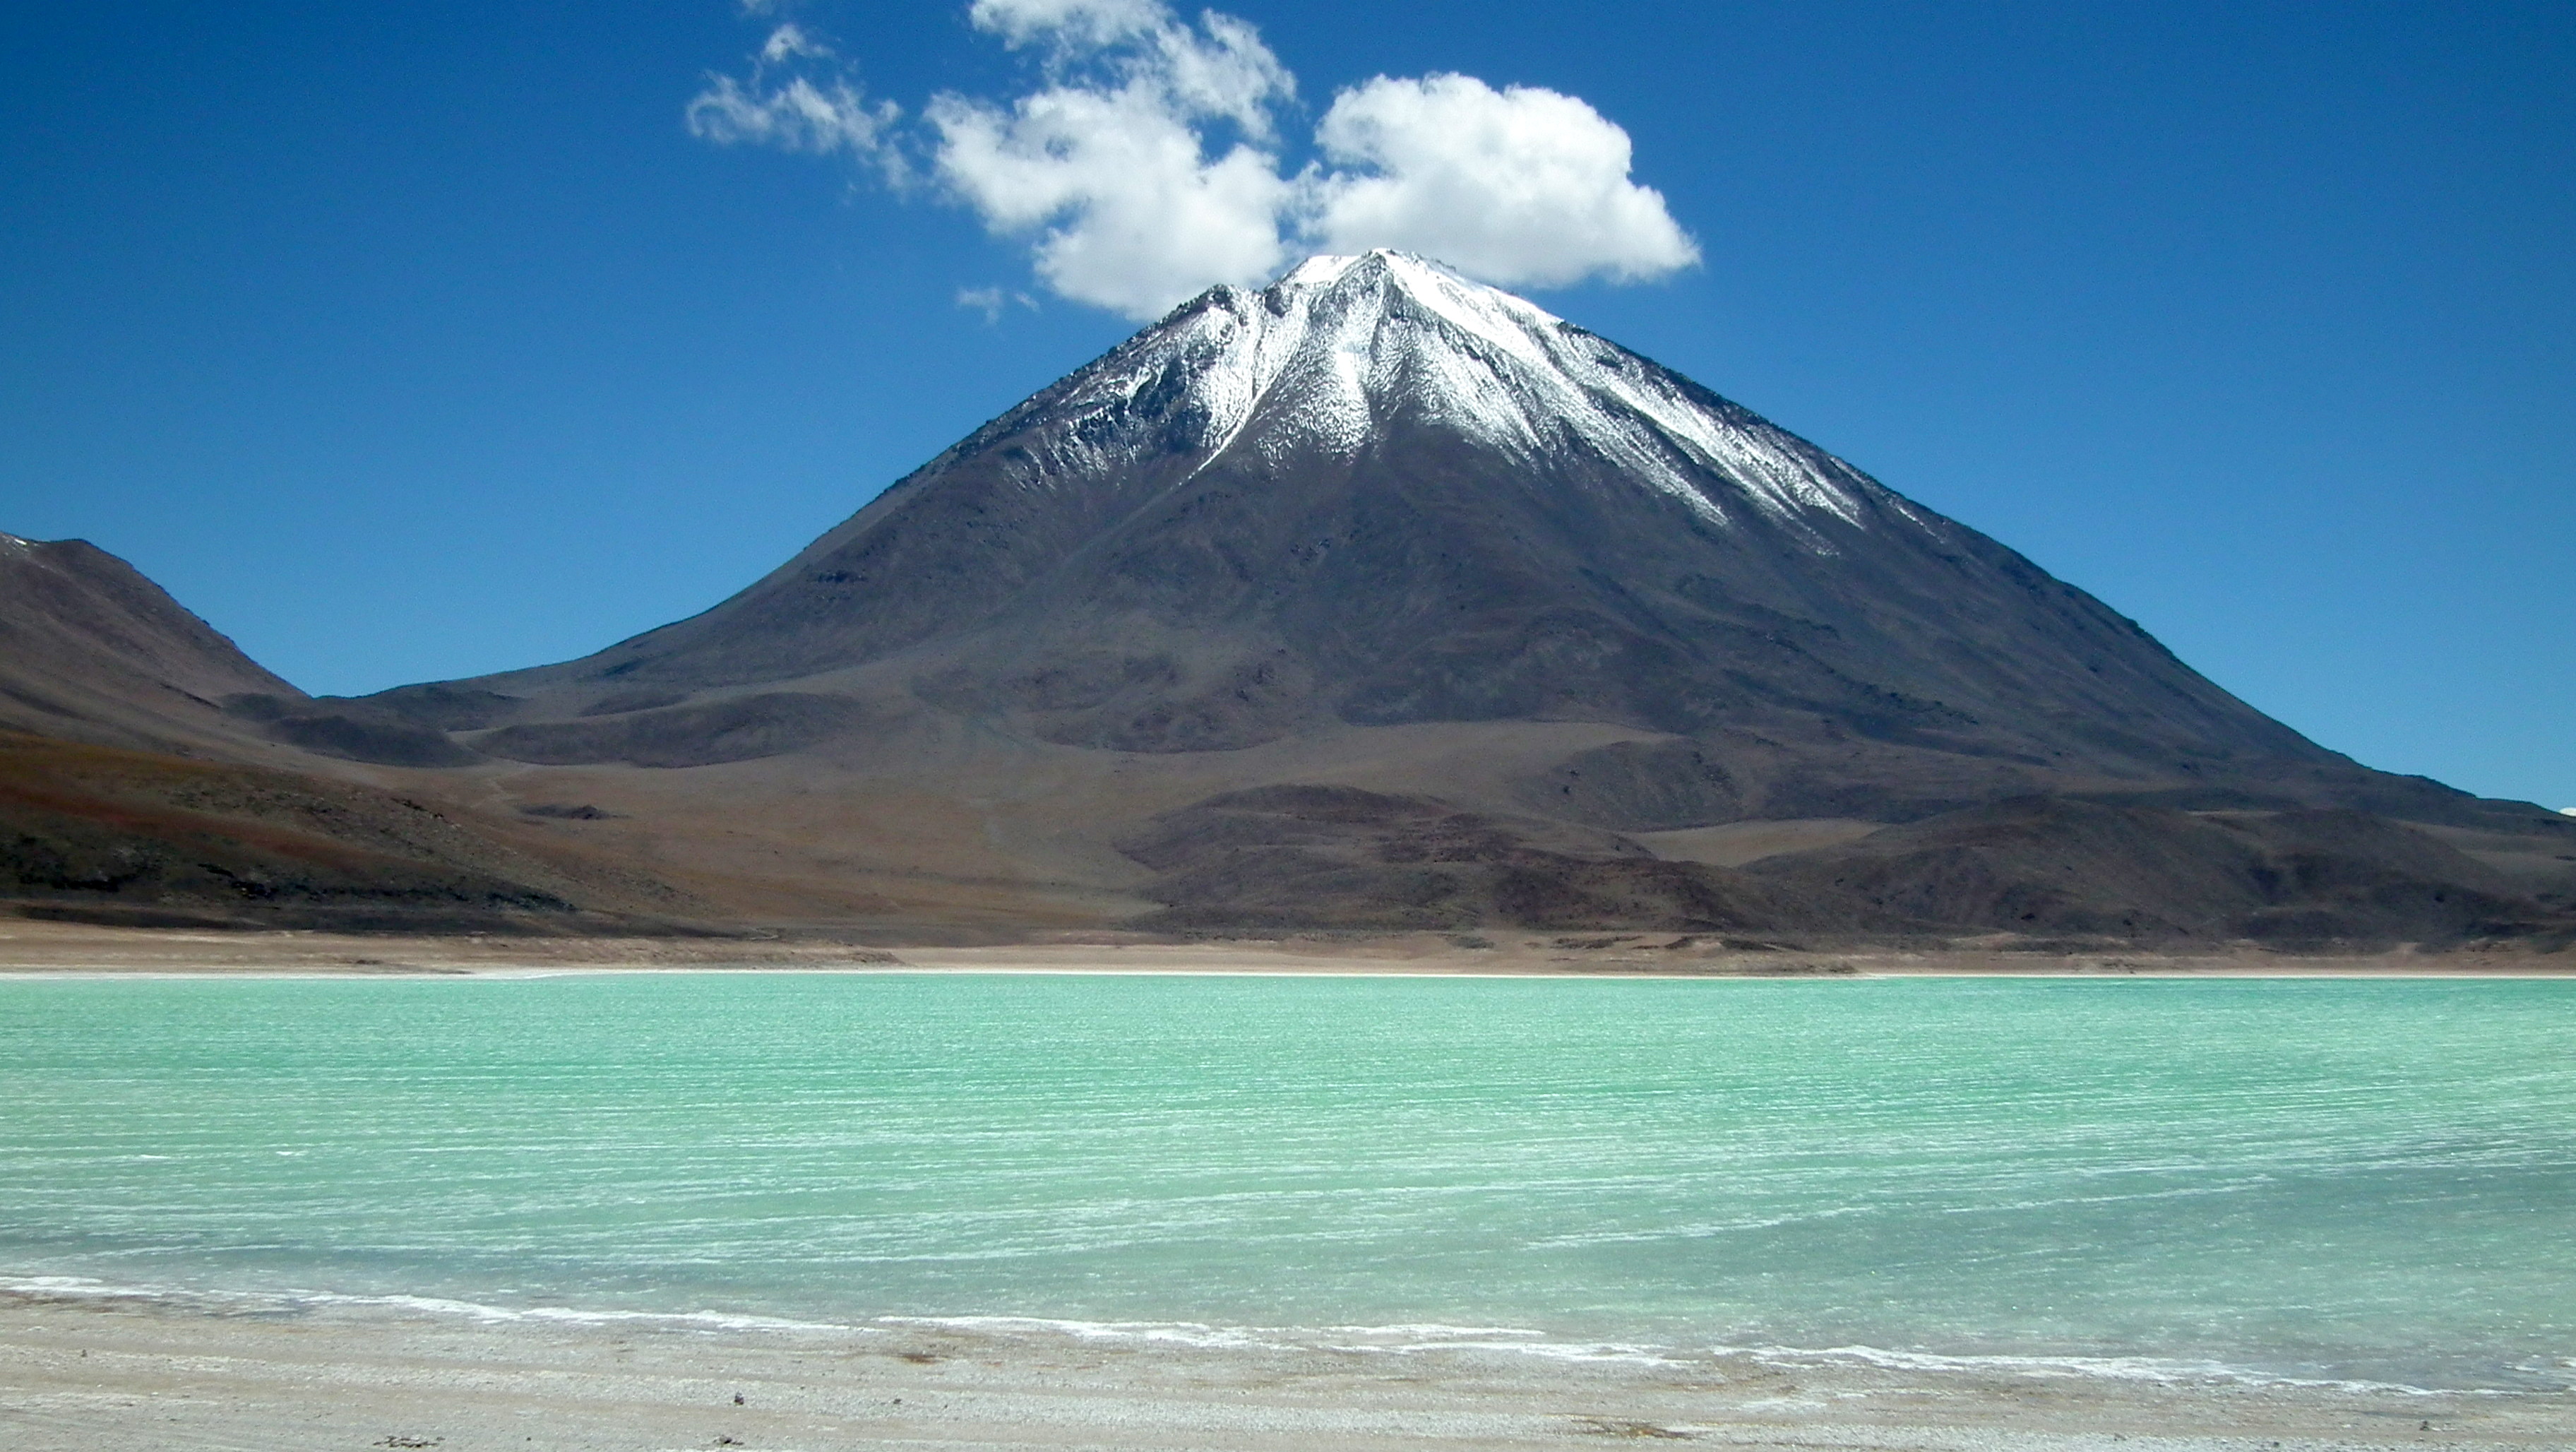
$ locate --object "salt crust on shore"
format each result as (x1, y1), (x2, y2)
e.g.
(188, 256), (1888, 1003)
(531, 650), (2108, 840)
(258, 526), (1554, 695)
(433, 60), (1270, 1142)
(0, 919), (2568, 978)
(4, 1285), (2572, 1451)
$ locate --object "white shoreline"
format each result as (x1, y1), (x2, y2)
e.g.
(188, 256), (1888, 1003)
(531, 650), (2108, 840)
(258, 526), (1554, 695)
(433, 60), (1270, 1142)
(1, 1275), (2552, 1398)
(7, 1275), (2570, 1451)
(4, 961), (2573, 980)
(5, 917), (2570, 980)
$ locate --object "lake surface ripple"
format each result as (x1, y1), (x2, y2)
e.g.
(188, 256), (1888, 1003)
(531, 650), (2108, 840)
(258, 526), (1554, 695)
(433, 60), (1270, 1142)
(3, 972), (2570, 1389)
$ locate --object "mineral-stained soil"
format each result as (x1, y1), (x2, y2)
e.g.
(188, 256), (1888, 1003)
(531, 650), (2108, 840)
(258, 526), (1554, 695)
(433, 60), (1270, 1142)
(0, 732), (712, 936)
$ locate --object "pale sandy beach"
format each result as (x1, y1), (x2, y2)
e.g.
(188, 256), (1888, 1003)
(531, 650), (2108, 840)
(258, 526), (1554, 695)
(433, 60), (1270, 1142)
(0, 917), (2566, 977)
(5, 1283), (2571, 1451)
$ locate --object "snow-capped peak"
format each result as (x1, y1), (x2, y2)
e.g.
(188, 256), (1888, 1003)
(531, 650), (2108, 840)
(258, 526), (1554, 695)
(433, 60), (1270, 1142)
(1005, 249), (1869, 538)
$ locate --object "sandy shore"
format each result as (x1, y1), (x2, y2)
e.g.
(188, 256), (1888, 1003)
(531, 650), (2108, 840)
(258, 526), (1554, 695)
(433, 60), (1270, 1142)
(0, 917), (2567, 977)
(4, 1286), (2568, 1451)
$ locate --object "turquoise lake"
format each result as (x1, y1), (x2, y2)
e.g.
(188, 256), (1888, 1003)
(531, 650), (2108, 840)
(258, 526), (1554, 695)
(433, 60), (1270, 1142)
(2, 972), (2570, 1388)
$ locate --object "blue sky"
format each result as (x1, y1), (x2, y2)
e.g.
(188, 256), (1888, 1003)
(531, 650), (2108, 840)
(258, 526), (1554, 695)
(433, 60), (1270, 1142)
(2, 1), (2570, 809)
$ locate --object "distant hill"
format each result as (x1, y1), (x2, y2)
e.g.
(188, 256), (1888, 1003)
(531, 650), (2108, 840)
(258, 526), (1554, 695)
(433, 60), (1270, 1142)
(0, 536), (708, 934)
(0, 531), (303, 756)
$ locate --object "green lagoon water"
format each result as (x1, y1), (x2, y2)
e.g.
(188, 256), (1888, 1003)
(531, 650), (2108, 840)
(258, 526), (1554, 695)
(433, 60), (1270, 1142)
(1, 972), (2571, 1388)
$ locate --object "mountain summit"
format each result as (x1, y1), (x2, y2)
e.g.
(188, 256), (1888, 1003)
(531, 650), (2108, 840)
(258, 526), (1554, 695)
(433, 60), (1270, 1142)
(189, 249), (2568, 938)
(417, 250), (2322, 798)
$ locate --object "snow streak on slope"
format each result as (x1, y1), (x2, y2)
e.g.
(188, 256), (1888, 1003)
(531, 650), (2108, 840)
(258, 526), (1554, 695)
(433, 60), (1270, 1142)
(996, 250), (1868, 540)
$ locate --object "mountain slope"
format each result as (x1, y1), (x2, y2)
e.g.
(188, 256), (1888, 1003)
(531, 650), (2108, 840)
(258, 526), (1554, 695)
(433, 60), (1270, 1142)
(453, 250), (2318, 802)
(0, 535), (720, 933)
(0, 532), (304, 754)
(386, 253), (2517, 825)
(32, 253), (2558, 944)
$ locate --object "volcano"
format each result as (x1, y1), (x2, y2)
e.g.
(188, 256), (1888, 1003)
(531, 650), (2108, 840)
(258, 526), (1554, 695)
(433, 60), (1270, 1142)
(49, 250), (2575, 941)
(383, 251), (2338, 790)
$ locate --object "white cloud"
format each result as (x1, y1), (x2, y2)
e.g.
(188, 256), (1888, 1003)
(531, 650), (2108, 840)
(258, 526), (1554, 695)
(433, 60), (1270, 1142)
(926, 2), (1296, 316)
(964, 1), (1290, 135)
(967, 0), (1166, 52)
(761, 23), (830, 63)
(955, 285), (1039, 322)
(927, 90), (1292, 318)
(1306, 74), (1700, 288)
(686, 27), (902, 176)
(1138, 10), (1296, 137)
(690, 5), (1698, 319)
(688, 74), (893, 156)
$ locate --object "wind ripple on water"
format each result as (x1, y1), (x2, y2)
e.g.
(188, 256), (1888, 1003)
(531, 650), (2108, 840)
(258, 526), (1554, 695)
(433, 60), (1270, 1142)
(2, 973), (2571, 1389)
